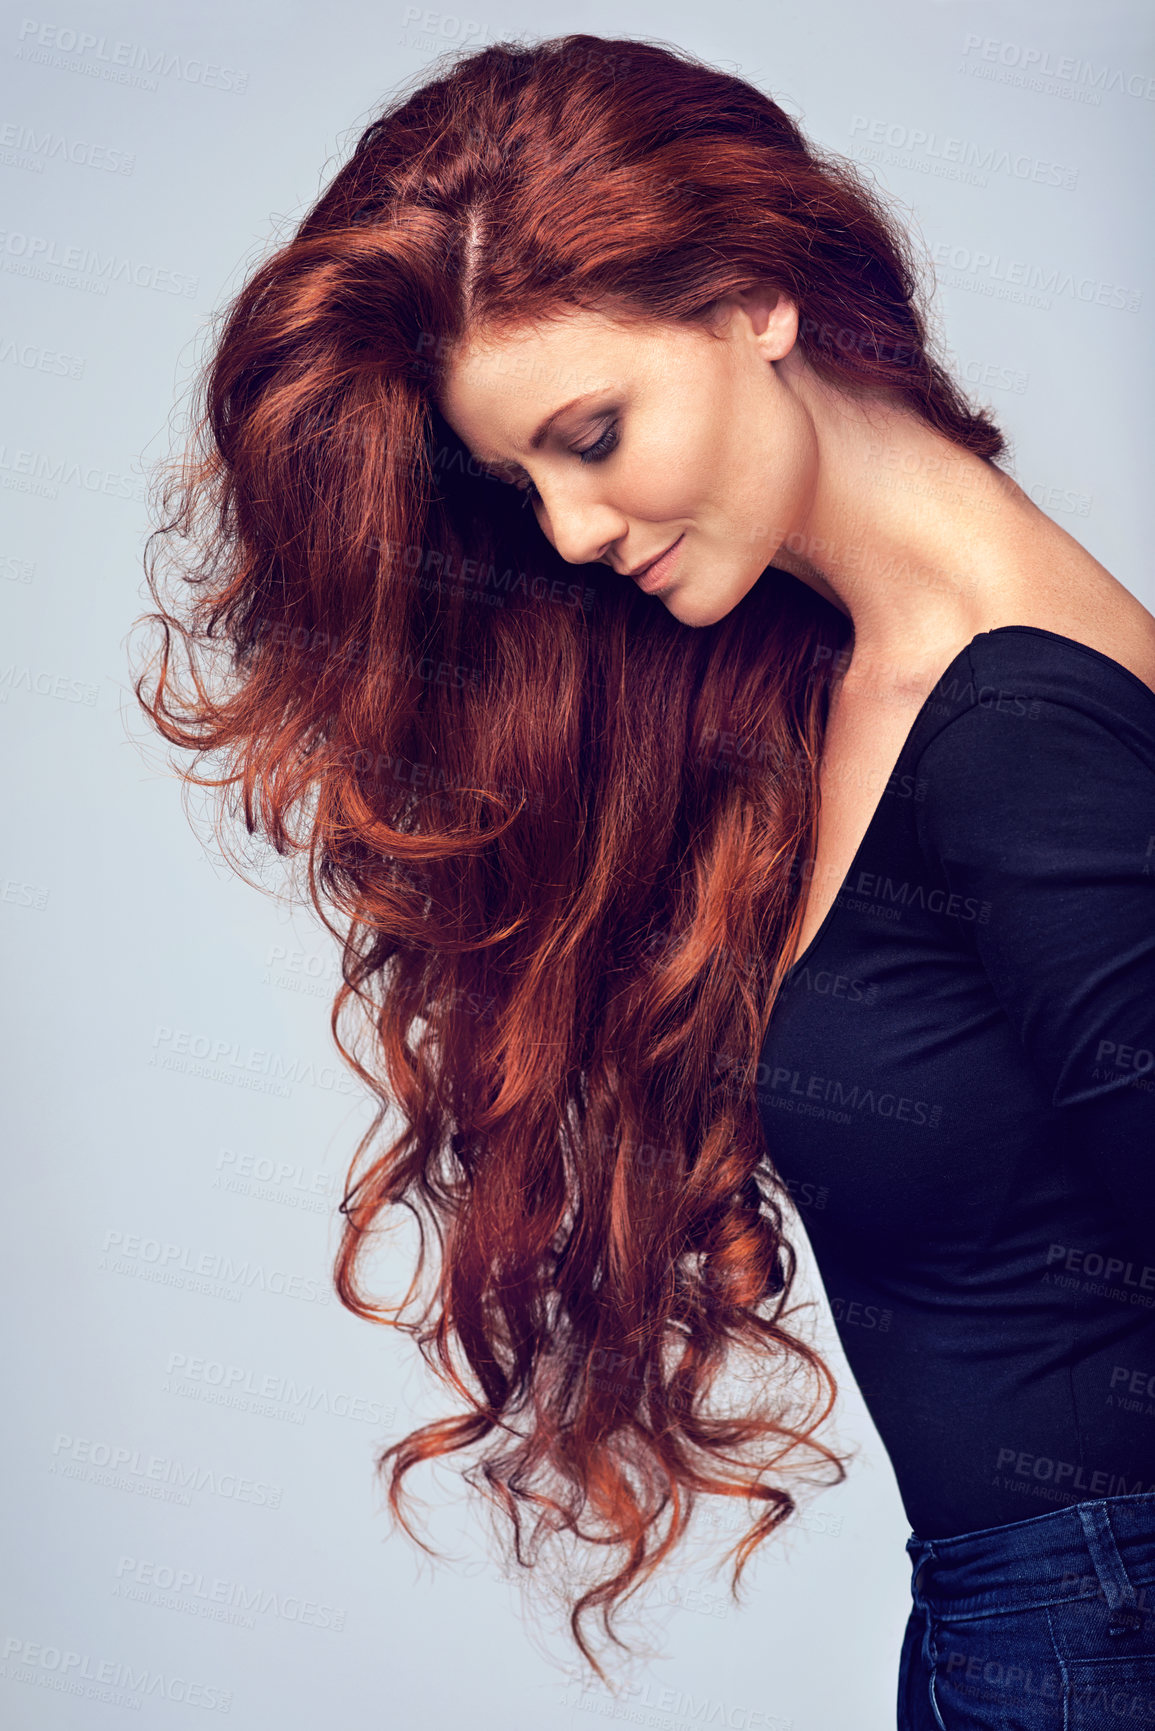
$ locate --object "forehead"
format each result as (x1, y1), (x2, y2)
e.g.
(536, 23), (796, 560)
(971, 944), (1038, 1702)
(441, 309), (621, 419)
(437, 305), (702, 457)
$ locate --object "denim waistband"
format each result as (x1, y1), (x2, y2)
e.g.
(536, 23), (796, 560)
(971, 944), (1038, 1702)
(905, 1491), (1155, 1632)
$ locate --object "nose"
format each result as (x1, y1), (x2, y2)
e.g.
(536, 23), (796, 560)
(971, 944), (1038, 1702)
(535, 487), (625, 569)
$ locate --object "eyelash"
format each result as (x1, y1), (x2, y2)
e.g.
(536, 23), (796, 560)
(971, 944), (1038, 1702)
(516, 420), (620, 503)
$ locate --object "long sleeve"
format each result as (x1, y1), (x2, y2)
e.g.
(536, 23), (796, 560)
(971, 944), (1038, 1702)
(759, 630), (1155, 1537)
(913, 694), (1155, 1250)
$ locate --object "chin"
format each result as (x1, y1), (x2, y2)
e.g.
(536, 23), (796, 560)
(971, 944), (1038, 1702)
(661, 571), (755, 628)
(661, 591), (737, 629)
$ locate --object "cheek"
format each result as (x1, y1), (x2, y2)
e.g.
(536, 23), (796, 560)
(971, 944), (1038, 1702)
(719, 401), (813, 550)
(617, 419), (714, 519)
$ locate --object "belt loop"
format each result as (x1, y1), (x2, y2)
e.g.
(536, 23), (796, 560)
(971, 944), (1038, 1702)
(906, 1534), (935, 1605)
(1077, 1502), (1143, 1635)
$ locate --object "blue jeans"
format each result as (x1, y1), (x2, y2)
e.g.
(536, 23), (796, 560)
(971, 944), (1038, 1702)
(897, 1491), (1155, 1728)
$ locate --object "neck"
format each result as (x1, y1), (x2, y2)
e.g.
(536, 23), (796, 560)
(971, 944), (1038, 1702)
(769, 354), (1094, 692)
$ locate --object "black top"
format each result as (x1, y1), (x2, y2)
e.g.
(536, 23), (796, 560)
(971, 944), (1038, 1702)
(756, 626), (1155, 1540)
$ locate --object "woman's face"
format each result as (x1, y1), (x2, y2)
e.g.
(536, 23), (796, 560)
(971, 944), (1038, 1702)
(437, 290), (822, 628)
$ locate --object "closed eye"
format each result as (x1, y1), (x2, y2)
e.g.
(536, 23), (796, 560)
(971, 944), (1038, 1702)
(515, 419), (620, 505)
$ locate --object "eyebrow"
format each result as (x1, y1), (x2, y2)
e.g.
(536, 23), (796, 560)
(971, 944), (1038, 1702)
(528, 391), (601, 450)
(472, 390), (603, 469)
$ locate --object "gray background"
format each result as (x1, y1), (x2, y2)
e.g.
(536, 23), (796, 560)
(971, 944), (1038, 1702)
(2, 1), (1151, 1726)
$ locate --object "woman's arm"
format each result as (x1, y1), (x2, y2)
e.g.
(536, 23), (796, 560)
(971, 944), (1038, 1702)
(914, 693), (1155, 1250)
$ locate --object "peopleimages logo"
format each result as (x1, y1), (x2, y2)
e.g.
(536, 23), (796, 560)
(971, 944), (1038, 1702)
(849, 115), (1079, 190)
(148, 1024), (361, 1099)
(0, 120), (135, 174)
(163, 1351), (394, 1427)
(838, 867), (992, 927)
(960, 34), (1155, 102)
(0, 442), (146, 501)
(14, 19), (249, 94)
(0, 1632), (233, 1712)
(99, 1228), (333, 1307)
(764, 1066), (940, 1127)
(930, 241), (1140, 314)
(993, 1445), (1155, 1499)
(734, 1052), (942, 1129)
(49, 1430), (284, 1509)
(0, 228), (198, 297)
(1045, 1242), (1155, 1291)
(0, 335), (85, 379)
(561, 1677), (794, 1731)
(112, 1556), (347, 1632)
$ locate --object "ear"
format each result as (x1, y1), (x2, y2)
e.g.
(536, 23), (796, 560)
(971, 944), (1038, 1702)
(729, 283), (799, 361)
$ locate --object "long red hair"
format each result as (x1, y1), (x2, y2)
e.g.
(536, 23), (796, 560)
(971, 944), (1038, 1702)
(133, 33), (1006, 1681)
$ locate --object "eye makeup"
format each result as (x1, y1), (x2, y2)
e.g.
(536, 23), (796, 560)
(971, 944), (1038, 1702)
(513, 417), (621, 503)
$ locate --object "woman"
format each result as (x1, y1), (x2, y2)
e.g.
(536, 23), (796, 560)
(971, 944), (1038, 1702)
(134, 31), (1155, 1724)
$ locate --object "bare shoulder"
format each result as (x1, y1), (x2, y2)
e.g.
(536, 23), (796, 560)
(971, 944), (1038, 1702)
(1099, 599), (1155, 697)
(994, 570), (1155, 701)
(1050, 605), (1155, 701)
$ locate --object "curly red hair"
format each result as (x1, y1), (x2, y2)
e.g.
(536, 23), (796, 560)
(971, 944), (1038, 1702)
(133, 32), (1005, 1682)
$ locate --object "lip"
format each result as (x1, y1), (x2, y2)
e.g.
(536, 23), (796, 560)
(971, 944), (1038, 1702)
(627, 533), (685, 594)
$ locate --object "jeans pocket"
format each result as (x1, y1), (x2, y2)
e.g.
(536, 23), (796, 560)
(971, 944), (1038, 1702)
(930, 1610), (1065, 1729)
(1065, 1657), (1155, 1728)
